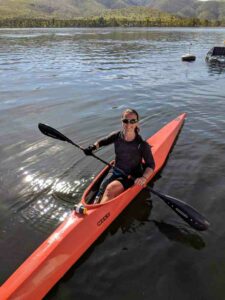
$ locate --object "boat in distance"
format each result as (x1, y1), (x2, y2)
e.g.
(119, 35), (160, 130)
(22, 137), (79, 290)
(0, 113), (186, 300)
(206, 46), (225, 63)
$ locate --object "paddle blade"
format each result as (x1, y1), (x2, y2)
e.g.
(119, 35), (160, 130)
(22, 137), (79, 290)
(38, 123), (74, 144)
(149, 188), (210, 231)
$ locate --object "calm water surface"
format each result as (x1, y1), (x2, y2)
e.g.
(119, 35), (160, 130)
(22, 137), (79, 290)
(0, 27), (225, 300)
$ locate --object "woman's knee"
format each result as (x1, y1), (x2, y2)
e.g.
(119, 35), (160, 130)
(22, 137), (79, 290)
(104, 181), (124, 198)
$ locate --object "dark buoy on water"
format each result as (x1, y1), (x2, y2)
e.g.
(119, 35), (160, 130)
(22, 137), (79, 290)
(182, 43), (196, 62)
(182, 54), (196, 62)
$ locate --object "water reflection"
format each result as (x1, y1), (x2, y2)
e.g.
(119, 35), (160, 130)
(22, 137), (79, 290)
(20, 166), (87, 196)
(18, 167), (89, 231)
(206, 61), (225, 75)
(154, 221), (205, 250)
(20, 195), (70, 231)
(109, 190), (152, 234)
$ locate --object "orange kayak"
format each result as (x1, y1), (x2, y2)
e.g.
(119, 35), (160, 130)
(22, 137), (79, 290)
(0, 113), (186, 300)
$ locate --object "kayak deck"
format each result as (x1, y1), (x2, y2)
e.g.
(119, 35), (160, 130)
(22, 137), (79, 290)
(0, 113), (186, 300)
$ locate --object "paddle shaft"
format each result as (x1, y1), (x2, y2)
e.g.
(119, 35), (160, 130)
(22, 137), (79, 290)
(69, 140), (114, 170)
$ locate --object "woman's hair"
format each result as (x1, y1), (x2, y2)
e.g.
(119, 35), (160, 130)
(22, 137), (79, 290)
(122, 108), (139, 120)
(121, 108), (140, 133)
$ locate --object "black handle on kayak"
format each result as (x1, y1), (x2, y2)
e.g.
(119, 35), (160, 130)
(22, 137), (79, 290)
(38, 123), (210, 231)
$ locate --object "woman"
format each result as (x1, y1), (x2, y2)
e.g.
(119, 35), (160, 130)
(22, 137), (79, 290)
(83, 108), (155, 204)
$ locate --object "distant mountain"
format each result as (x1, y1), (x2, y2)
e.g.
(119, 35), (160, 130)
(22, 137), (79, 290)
(0, 0), (224, 20)
(147, 0), (225, 20)
(0, 0), (105, 18)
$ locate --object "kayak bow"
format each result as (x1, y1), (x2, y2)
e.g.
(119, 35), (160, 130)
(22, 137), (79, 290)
(0, 113), (186, 300)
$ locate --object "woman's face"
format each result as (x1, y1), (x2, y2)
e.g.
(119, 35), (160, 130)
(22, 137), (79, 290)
(122, 112), (138, 133)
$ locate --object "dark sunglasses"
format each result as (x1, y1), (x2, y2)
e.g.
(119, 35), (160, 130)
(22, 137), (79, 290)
(122, 118), (138, 124)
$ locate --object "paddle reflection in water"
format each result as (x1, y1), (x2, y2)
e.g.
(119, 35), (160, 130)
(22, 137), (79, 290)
(154, 221), (205, 250)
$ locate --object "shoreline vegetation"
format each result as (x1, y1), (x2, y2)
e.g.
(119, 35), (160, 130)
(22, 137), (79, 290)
(0, 7), (224, 28)
(0, 17), (224, 28)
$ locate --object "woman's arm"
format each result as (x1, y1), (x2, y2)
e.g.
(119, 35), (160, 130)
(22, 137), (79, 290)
(135, 142), (155, 186)
(142, 166), (154, 179)
(135, 167), (154, 186)
(96, 131), (119, 148)
(83, 131), (119, 155)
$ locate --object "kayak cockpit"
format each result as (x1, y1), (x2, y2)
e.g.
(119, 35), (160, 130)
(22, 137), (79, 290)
(83, 161), (147, 206)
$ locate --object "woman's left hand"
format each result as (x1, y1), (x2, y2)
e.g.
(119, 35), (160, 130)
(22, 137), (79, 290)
(135, 176), (147, 187)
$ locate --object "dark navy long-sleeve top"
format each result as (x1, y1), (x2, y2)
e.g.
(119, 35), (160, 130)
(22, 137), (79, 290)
(97, 131), (155, 177)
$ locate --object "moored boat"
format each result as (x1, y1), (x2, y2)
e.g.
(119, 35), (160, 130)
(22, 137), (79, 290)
(206, 46), (225, 63)
(0, 113), (186, 300)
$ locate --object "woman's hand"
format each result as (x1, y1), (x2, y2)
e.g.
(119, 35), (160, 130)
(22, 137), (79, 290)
(83, 145), (96, 155)
(83, 143), (98, 156)
(134, 176), (147, 187)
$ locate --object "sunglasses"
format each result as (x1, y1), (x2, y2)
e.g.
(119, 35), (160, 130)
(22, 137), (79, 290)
(122, 118), (138, 124)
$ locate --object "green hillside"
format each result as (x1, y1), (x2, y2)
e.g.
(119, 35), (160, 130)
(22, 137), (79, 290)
(99, 6), (183, 23)
(1, 5), (224, 27)
(0, 0), (105, 19)
(0, 0), (224, 22)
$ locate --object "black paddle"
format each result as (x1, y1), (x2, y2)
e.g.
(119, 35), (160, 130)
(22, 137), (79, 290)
(38, 123), (210, 231)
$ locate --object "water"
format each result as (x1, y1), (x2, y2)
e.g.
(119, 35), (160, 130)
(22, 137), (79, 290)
(0, 27), (225, 300)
